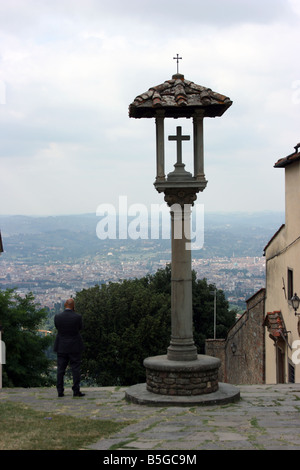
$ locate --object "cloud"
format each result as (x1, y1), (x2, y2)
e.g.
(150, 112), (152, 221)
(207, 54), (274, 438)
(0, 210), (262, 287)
(0, 0), (299, 215)
(41, 0), (294, 28)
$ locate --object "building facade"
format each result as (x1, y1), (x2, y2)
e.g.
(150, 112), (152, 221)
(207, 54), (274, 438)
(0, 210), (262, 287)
(206, 143), (300, 385)
(264, 143), (300, 384)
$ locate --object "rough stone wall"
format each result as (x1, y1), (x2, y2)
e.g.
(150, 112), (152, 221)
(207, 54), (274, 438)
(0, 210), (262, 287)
(205, 288), (266, 384)
(205, 339), (226, 382)
(146, 367), (219, 396)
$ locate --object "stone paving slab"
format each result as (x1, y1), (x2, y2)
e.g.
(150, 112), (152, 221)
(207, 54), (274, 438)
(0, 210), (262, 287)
(1, 383), (300, 450)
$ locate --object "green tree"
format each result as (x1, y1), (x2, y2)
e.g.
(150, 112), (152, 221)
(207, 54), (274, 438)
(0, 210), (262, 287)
(75, 265), (236, 386)
(75, 273), (171, 386)
(0, 289), (55, 387)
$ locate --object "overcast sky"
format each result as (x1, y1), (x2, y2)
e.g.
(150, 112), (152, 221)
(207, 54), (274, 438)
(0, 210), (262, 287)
(0, 0), (299, 216)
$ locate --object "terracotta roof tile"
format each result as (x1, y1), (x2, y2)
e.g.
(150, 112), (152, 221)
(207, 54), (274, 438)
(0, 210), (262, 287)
(274, 143), (300, 168)
(129, 74), (232, 119)
(263, 310), (287, 340)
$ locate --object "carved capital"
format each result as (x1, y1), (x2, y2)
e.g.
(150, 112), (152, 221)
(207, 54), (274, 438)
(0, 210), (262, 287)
(164, 188), (198, 207)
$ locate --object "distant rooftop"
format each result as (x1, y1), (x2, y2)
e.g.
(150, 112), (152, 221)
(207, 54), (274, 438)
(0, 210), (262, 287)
(274, 143), (300, 168)
(129, 73), (232, 119)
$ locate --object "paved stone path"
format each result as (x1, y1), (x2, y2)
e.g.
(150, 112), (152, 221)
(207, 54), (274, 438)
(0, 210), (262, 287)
(1, 383), (300, 450)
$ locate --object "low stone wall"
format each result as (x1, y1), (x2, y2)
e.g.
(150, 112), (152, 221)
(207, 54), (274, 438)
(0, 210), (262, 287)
(144, 354), (220, 396)
(205, 339), (226, 382)
(205, 288), (266, 385)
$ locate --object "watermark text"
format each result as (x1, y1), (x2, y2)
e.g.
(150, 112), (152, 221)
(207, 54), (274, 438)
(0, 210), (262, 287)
(96, 196), (204, 250)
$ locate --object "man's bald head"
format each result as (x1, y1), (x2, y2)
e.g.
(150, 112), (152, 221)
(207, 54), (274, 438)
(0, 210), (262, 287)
(65, 298), (75, 310)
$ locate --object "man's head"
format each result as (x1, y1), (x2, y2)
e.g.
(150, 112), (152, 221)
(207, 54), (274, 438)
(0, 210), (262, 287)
(65, 298), (75, 310)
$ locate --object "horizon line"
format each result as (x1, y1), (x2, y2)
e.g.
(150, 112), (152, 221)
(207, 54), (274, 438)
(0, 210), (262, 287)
(0, 209), (285, 218)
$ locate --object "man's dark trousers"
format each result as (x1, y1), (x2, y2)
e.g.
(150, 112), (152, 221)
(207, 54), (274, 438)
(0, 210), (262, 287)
(57, 352), (81, 395)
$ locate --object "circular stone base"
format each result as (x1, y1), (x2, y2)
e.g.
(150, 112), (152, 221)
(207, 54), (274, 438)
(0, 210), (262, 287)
(125, 382), (240, 407)
(144, 354), (221, 396)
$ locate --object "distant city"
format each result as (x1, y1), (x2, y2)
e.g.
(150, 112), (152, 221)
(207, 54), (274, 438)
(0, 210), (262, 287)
(0, 211), (284, 312)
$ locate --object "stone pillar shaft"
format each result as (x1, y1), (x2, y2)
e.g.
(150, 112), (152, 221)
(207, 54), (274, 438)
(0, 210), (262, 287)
(155, 113), (165, 181)
(167, 201), (197, 361)
(193, 111), (205, 180)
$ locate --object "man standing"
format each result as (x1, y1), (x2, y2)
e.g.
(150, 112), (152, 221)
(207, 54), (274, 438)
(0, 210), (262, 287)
(54, 298), (85, 397)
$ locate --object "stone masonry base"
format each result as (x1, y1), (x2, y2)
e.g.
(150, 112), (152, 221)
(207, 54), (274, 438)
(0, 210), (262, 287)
(143, 354), (221, 396)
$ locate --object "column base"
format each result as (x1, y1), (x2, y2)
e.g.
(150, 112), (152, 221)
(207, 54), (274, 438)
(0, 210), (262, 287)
(167, 341), (198, 361)
(125, 382), (240, 407)
(143, 354), (221, 396)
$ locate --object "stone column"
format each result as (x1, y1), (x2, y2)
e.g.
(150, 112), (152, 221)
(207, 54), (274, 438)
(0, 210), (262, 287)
(155, 111), (165, 182)
(165, 189), (198, 361)
(193, 110), (205, 180)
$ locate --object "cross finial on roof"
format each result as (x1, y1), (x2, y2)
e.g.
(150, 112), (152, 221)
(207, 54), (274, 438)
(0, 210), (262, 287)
(173, 54), (182, 74)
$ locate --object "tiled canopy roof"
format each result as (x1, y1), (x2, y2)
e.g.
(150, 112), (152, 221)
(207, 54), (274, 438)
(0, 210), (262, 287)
(129, 73), (232, 119)
(263, 311), (287, 341)
(274, 143), (300, 168)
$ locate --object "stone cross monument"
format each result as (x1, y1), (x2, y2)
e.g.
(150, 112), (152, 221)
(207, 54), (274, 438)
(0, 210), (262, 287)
(126, 63), (240, 405)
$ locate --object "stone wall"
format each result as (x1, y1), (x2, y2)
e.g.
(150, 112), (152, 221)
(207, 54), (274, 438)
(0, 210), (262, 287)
(205, 288), (266, 384)
(205, 339), (226, 382)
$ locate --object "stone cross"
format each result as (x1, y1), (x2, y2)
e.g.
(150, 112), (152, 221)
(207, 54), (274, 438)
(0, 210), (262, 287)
(173, 54), (182, 74)
(168, 126), (190, 165)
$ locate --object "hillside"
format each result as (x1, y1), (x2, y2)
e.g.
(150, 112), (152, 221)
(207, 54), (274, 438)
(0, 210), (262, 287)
(0, 211), (285, 263)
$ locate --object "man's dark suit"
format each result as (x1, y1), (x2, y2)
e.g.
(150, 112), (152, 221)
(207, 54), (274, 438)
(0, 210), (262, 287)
(54, 308), (84, 396)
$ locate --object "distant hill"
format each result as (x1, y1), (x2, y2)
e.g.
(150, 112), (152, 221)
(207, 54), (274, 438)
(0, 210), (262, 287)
(0, 211), (285, 263)
(0, 213), (98, 235)
(201, 211), (285, 258)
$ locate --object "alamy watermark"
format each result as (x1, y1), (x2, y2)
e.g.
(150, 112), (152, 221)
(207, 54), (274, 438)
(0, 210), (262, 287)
(96, 196), (204, 250)
(292, 340), (300, 365)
